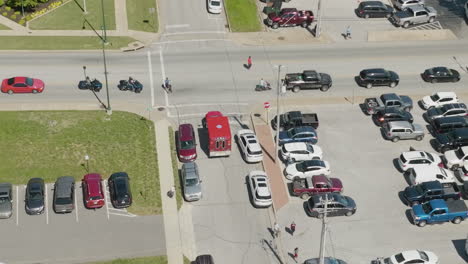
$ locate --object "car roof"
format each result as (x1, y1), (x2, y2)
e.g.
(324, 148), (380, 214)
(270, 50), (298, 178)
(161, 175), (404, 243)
(401, 151), (428, 160)
(254, 176), (270, 196)
(84, 174), (102, 196)
(397, 250), (424, 261)
(388, 121), (412, 129)
(432, 91), (456, 98)
(407, 4), (427, 12)
(433, 115), (468, 125)
(110, 172), (129, 181)
(452, 127), (468, 136)
(291, 126), (315, 134)
(183, 162), (199, 179)
(360, 1), (385, 7)
(411, 165), (441, 174)
(178, 123), (195, 141)
(55, 176), (75, 198)
(381, 93), (400, 101)
(283, 142), (308, 151)
(440, 103), (467, 111)
(362, 68), (387, 74)
(0, 183), (12, 194)
(302, 159), (325, 167)
(312, 192), (343, 203)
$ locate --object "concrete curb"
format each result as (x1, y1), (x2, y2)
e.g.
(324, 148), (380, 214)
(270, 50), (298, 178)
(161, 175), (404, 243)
(368, 29), (458, 42)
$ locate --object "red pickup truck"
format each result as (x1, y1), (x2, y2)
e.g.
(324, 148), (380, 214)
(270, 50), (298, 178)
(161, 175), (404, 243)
(267, 8), (314, 29)
(292, 175), (343, 199)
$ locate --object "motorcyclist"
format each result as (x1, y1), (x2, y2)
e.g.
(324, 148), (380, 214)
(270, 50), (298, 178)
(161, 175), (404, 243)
(259, 78), (266, 89)
(128, 76), (135, 90)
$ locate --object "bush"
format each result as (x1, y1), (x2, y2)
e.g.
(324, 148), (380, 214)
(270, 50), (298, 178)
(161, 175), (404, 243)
(5, 6), (10, 11)
(25, 14), (32, 21)
(10, 14), (16, 19)
(2, 12), (6, 16)
(0, 0), (4, 7)
(19, 19), (25, 25)
(14, 11), (19, 15)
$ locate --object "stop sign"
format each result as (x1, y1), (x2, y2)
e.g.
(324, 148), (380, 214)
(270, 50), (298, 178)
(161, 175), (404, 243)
(264, 102), (270, 109)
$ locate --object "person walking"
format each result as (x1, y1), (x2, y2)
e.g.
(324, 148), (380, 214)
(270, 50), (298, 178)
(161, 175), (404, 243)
(345, 25), (352, 40)
(293, 247), (299, 262)
(273, 222), (280, 238)
(164, 77), (172, 93)
(247, 56), (252, 69)
(290, 221), (296, 235)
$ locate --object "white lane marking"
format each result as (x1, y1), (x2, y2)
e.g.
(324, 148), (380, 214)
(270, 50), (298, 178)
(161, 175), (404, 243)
(162, 31), (226, 36)
(108, 211), (137, 217)
(163, 102), (248, 108)
(74, 184), (79, 223)
(165, 24), (190, 29)
(16, 186), (19, 226)
(153, 39), (231, 45)
(159, 47), (169, 107)
(147, 50), (155, 108)
(45, 183), (49, 225)
(103, 180), (109, 220)
(167, 112), (247, 118)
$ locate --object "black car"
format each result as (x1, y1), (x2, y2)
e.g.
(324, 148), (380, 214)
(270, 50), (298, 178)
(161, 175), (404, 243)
(422, 67), (460, 83)
(356, 1), (394, 18)
(431, 116), (468, 135)
(108, 172), (132, 208)
(373, 108), (413, 125)
(194, 255), (214, 264)
(357, 68), (399, 89)
(403, 181), (461, 206)
(306, 193), (356, 218)
(434, 127), (468, 153)
(25, 178), (45, 215)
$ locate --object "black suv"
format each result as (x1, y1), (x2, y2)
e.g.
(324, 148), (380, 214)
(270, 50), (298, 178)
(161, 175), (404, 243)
(357, 68), (399, 89)
(431, 116), (468, 135)
(356, 1), (394, 19)
(434, 127), (468, 152)
(108, 172), (132, 208)
(373, 108), (413, 126)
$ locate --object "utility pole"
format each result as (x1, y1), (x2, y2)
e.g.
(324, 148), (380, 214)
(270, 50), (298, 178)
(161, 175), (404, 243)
(101, 0), (111, 115)
(83, 0), (88, 14)
(318, 194), (330, 264)
(275, 65), (284, 163)
(315, 0), (322, 37)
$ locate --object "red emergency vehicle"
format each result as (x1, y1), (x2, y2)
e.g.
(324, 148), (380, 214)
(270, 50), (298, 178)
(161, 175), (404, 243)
(204, 111), (231, 157)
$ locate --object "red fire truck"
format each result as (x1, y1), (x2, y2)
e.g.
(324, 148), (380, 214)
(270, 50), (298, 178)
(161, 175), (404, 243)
(204, 111), (231, 157)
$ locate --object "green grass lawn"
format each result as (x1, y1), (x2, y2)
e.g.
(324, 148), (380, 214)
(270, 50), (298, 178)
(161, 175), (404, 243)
(91, 256), (167, 264)
(225, 0), (261, 32)
(168, 127), (183, 210)
(29, 0), (116, 30)
(0, 111), (160, 215)
(126, 0), (158, 33)
(0, 36), (135, 50)
(0, 23), (10, 30)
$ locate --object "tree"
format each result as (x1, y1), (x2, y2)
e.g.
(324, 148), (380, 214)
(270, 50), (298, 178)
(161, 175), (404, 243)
(5, 0), (45, 9)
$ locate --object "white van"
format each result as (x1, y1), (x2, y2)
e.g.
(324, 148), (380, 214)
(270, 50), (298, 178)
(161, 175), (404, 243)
(406, 165), (455, 185)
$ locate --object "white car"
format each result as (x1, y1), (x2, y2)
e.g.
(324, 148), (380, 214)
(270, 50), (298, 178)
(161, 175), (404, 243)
(237, 129), (263, 163)
(454, 164), (468, 182)
(280, 142), (323, 162)
(207, 0), (222, 14)
(248, 171), (272, 208)
(381, 250), (439, 264)
(420, 92), (459, 110)
(407, 165), (455, 185)
(284, 160), (330, 180)
(443, 146), (468, 169)
(398, 150), (442, 171)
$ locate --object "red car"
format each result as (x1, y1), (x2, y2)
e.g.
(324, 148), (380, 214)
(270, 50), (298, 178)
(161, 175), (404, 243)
(82, 173), (105, 209)
(1, 77), (45, 94)
(177, 124), (197, 162)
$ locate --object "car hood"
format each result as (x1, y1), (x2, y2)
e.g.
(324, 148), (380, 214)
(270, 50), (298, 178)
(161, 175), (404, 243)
(399, 95), (413, 106)
(450, 69), (460, 77)
(345, 196), (356, 209)
(444, 150), (458, 163)
(179, 148), (196, 157)
(422, 96), (435, 107)
(319, 73), (332, 84)
(27, 199), (44, 210)
(435, 133), (450, 145)
(426, 107), (441, 117)
(330, 178), (343, 189)
(412, 123), (424, 133)
(0, 201), (12, 216)
(403, 186), (420, 200)
(285, 164), (300, 176)
(412, 204), (426, 216)
(33, 79), (45, 89)
(185, 183), (201, 196)
(389, 71), (399, 81)
(268, 13), (280, 20)
(279, 131), (289, 140)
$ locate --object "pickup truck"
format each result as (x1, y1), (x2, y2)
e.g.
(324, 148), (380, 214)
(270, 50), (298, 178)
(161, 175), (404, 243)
(403, 181), (461, 206)
(292, 175), (343, 199)
(284, 70), (332, 93)
(267, 8), (314, 29)
(272, 111), (319, 130)
(411, 199), (468, 227)
(391, 4), (437, 28)
(363, 93), (413, 115)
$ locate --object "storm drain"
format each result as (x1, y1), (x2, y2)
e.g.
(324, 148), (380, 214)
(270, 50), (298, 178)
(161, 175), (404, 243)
(408, 21), (442, 30)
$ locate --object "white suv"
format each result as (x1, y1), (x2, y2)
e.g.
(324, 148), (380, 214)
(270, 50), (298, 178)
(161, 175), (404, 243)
(443, 146), (468, 169)
(398, 150), (442, 171)
(407, 165), (455, 185)
(421, 92), (459, 110)
(280, 142), (323, 162)
(237, 129), (263, 163)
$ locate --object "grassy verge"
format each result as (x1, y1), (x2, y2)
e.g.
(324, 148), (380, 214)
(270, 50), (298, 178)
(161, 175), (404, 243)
(0, 36), (135, 50)
(0, 23), (10, 30)
(29, 0), (116, 30)
(126, 0), (158, 33)
(91, 256), (167, 264)
(168, 127), (183, 210)
(225, 0), (261, 32)
(0, 111), (160, 215)
(184, 256), (191, 264)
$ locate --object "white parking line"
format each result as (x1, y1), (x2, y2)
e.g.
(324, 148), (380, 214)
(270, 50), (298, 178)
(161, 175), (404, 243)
(16, 186), (19, 226)
(147, 50), (155, 108)
(159, 47), (169, 107)
(45, 183), (49, 225)
(74, 185), (79, 223)
(165, 24), (190, 29)
(103, 180), (109, 220)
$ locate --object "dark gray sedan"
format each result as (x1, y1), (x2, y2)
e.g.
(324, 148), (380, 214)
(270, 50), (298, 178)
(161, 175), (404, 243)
(25, 178), (45, 215)
(306, 193), (356, 218)
(422, 67), (460, 83)
(0, 183), (13, 219)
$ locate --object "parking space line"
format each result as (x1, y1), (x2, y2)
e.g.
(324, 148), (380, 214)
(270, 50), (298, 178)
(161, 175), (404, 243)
(16, 186), (19, 226)
(103, 180), (109, 220)
(45, 183), (49, 225)
(74, 185), (79, 223)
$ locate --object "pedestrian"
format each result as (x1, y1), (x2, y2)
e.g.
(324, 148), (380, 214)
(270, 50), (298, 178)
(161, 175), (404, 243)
(167, 186), (175, 198)
(293, 247), (299, 260)
(247, 56), (252, 69)
(345, 25), (351, 39)
(273, 222), (280, 238)
(290, 221), (296, 235)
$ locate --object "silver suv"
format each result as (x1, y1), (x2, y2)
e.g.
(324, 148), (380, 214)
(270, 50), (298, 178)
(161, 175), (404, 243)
(182, 162), (202, 201)
(392, 0), (424, 10)
(0, 183), (13, 219)
(383, 121), (424, 142)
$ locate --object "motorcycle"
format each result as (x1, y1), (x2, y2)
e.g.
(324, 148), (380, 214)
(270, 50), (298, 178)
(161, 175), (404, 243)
(118, 77), (143, 93)
(78, 78), (102, 92)
(255, 81), (271, 91)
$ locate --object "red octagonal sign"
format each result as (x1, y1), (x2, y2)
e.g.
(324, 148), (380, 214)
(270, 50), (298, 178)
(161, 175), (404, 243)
(264, 102), (270, 109)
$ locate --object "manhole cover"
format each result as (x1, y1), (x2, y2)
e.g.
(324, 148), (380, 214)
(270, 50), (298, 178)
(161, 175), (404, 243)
(278, 36), (285, 40)
(158, 107), (165, 111)
(254, 113), (261, 117)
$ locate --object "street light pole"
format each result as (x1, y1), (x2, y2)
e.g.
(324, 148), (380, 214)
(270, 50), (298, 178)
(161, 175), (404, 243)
(316, 0), (322, 37)
(21, 0), (24, 18)
(274, 65), (284, 163)
(100, 0), (111, 115)
(318, 194), (329, 264)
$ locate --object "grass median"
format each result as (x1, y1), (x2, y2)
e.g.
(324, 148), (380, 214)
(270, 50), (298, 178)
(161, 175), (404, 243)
(0, 36), (135, 50)
(0, 111), (160, 215)
(0, 24), (10, 30)
(91, 256), (167, 264)
(169, 127), (183, 210)
(126, 0), (158, 32)
(225, 0), (261, 32)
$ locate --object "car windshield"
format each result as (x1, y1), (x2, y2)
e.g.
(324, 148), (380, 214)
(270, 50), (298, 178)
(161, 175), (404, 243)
(247, 147), (262, 155)
(430, 94), (440, 101)
(455, 148), (465, 159)
(306, 144), (314, 153)
(336, 196), (349, 206)
(422, 202), (433, 214)
(0, 197), (9, 203)
(29, 191), (42, 200)
(413, 185), (425, 194)
(55, 197), (72, 205)
(383, 258), (394, 264)
(180, 140), (194, 150)
(7, 78), (14, 85)
(418, 251), (429, 261)
(296, 163), (306, 172)
(211, 0), (220, 6)
(394, 253), (405, 263)
(90, 196), (102, 200)
(25, 77), (34, 86)
(425, 152), (435, 162)
(185, 178), (198, 186)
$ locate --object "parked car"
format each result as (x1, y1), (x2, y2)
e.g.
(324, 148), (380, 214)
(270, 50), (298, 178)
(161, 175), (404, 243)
(443, 146), (468, 169)
(0, 183), (12, 219)
(82, 173), (105, 209)
(465, 2), (468, 18)
(53, 176), (75, 213)
(284, 70), (332, 92)
(292, 175), (343, 199)
(182, 162), (202, 202)
(236, 129), (263, 163)
(377, 250), (439, 264)
(285, 159), (330, 180)
(426, 103), (467, 121)
(364, 93), (413, 115)
(278, 126), (318, 145)
(403, 181), (461, 206)
(373, 108), (413, 125)
(176, 123), (197, 162)
(398, 150), (442, 172)
(356, 1), (393, 18)
(421, 67), (460, 83)
(194, 255), (214, 264)
(357, 68), (399, 89)
(280, 142), (323, 162)
(391, 4), (437, 28)
(266, 8), (314, 29)
(454, 164), (468, 182)
(306, 193), (356, 218)
(304, 257), (348, 264)
(431, 116), (468, 135)
(411, 199), (468, 227)
(406, 166), (455, 185)
(25, 178), (45, 215)
(108, 172), (132, 208)
(272, 111), (319, 130)
(420, 92), (459, 110)
(382, 121), (424, 142)
(248, 171), (272, 208)
(207, 0), (222, 14)
(392, 0), (425, 10)
(434, 127), (468, 153)
(1, 76), (45, 94)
